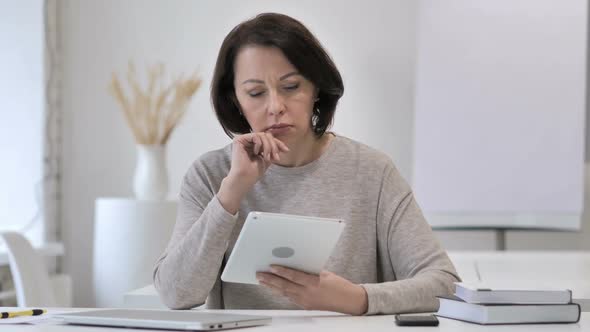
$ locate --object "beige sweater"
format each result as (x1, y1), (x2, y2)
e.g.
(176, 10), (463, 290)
(153, 134), (459, 315)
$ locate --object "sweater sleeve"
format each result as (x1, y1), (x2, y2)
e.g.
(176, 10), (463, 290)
(153, 160), (238, 309)
(360, 164), (460, 315)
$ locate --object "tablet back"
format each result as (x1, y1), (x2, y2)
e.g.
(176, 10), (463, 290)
(221, 212), (345, 284)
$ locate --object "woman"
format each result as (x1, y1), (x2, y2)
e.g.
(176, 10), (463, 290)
(153, 13), (459, 315)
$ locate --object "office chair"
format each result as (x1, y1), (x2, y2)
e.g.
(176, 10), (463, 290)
(0, 232), (72, 307)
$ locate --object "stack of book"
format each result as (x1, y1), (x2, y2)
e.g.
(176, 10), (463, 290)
(436, 282), (581, 325)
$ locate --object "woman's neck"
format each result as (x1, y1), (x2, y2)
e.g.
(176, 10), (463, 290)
(275, 132), (334, 168)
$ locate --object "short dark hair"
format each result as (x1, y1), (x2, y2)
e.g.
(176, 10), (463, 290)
(211, 13), (344, 138)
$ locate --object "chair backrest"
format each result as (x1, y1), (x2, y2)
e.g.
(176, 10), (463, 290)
(0, 232), (57, 307)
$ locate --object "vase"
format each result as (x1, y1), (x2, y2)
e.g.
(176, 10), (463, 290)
(133, 144), (169, 200)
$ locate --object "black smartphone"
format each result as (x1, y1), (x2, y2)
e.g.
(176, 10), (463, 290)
(394, 314), (439, 326)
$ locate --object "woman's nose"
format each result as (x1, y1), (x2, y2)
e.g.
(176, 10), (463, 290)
(267, 91), (286, 115)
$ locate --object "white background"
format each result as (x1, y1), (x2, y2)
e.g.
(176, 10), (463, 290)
(52, 0), (590, 306)
(59, 0), (418, 306)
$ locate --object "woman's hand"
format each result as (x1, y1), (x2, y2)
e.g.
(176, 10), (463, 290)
(256, 266), (368, 316)
(217, 132), (289, 214)
(229, 132), (289, 186)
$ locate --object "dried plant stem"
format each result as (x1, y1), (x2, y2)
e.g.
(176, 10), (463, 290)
(108, 61), (201, 145)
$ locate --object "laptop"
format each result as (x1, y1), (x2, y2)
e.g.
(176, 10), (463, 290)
(55, 309), (272, 331)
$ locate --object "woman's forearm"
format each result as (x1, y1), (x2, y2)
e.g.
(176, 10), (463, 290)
(217, 174), (253, 215)
(153, 196), (239, 309)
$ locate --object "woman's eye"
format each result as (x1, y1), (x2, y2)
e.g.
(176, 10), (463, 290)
(284, 84), (299, 91)
(248, 91), (264, 97)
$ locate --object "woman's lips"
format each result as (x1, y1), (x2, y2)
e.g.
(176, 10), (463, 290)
(266, 125), (292, 135)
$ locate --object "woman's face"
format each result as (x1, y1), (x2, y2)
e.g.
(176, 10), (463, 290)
(233, 46), (317, 143)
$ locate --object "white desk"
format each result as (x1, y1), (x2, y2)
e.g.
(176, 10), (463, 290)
(449, 251), (590, 288)
(449, 251), (590, 306)
(1, 308), (588, 331)
(125, 251), (590, 311)
(123, 284), (168, 309)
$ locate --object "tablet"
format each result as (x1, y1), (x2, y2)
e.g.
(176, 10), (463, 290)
(221, 211), (345, 284)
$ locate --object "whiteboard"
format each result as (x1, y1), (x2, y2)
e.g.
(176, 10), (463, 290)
(413, 0), (586, 230)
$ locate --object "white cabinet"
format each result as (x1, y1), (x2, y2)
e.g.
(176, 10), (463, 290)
(93, 198), (176, 307)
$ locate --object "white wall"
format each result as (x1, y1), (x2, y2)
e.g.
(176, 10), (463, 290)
(59, 0), (590, 307)
(0, 0), (44, 243)
(60, 0), (418, 307)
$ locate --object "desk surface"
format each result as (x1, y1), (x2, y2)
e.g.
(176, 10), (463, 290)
(2, 308), (588, 331)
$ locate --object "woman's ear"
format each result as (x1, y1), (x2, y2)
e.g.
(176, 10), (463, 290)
(314, 88), (320, 102)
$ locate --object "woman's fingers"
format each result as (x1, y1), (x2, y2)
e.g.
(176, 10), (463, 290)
(270, 265), (319, 287)
(236, 133), (289, 162)
(275, 138), (290, 152)
(265, 133), (280, 161)
(258, 134), (273, 162)
(256, 133), (268, 161)
(252, 134), (263, 156)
